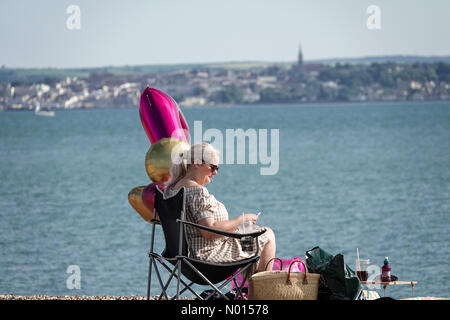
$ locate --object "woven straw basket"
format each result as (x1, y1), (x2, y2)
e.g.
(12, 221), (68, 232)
(248, 258), (320, 300)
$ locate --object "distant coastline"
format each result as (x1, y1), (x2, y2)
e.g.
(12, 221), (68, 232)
(2, 99), (448, 113)
(1, 55), (449, 111)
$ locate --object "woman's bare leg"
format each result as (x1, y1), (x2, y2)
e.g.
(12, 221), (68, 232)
(257, 227), (276, 272)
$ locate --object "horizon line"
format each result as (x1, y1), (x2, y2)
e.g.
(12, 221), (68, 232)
(3, 53), (450, 71)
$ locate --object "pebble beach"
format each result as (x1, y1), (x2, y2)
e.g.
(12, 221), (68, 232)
(0, 294), (160, 300)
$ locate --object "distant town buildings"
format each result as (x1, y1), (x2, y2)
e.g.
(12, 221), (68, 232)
(1, 47), (449, 111)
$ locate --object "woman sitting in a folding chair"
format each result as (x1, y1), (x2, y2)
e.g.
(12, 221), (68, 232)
(163, 142), (277, 272)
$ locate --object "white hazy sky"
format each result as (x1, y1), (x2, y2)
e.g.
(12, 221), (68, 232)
(1, 0), (449, 68)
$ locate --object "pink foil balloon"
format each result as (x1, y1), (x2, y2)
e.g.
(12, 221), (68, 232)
(139, 87), (190, 143)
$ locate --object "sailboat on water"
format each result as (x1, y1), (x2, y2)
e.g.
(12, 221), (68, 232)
(35, 102), (55, 117)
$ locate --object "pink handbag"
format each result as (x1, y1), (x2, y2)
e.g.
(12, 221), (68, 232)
(229, 257), (306, 289)
(272, 257), (306, 273)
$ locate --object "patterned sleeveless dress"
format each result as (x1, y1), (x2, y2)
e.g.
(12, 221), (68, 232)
(165, 186), (269, 263)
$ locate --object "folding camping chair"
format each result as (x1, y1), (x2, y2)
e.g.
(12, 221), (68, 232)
(146, 186), (266, 300)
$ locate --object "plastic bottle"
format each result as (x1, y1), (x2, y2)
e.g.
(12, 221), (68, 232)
(381, 257), (391, 282)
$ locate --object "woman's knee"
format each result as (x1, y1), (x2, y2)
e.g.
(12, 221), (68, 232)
(263, 226), (276, 243)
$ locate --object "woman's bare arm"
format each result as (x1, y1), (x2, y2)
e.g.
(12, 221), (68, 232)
(197, 214), (259, 240)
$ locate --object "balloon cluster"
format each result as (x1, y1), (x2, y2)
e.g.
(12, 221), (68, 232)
(128, 87), (190, 222)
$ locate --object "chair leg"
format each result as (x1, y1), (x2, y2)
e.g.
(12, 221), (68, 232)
(177, 282), (203, 300)
(232, 278), (242, 300)
(152, 257), (255, 300)
(153, 261), (169, 300)
(182, 260), (255, 300)
(177, 260), (181, 300)
(146, 257), (154, 300)
(156, 260), (201, 300)
(221, 263), (254, 300)
(235, 266), (252, 300)
(147, 223), (157, 300)
(157, 259), (202, 299)
(182, 259), (229, 300)
(159, 260), (182, 300)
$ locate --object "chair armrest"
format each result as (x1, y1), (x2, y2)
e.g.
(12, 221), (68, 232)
(176, 219), (266, 239)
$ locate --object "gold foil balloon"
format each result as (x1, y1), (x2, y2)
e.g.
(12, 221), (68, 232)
(145, 137), (190, 183)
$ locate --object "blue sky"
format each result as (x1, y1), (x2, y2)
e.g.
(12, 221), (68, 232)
(1, 0), (449, 68)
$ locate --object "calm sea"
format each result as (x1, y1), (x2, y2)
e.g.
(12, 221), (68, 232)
(0, 101), (449, 299)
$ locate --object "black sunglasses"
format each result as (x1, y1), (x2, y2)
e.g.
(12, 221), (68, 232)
(203, 160), (219, 172)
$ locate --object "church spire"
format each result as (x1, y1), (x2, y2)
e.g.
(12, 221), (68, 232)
(298, 43), (303, 68)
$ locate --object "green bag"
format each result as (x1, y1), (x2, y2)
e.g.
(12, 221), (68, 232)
(305, 246), (362, 300)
